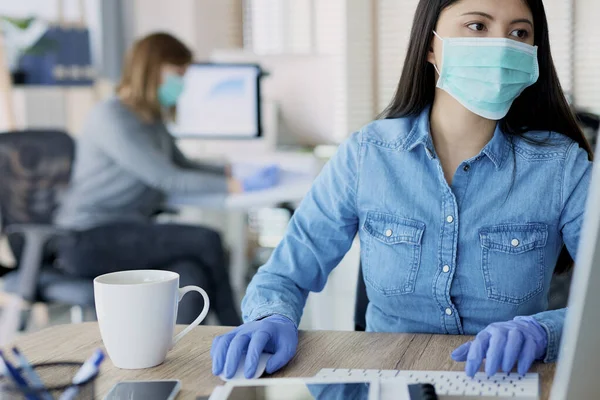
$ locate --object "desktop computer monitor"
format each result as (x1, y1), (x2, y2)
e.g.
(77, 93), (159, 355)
(169, 63), (262, 139)
(551, 138), (600, 399)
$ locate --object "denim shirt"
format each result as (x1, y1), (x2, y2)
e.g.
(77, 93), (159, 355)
(242, 107), (592, 363)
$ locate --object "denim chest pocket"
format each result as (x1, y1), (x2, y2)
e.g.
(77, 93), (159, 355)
(361, 212), (425, 296)
(480, 223), (548, 305)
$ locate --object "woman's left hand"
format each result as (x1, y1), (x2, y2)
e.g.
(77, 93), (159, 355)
(451, 317), (548, 377)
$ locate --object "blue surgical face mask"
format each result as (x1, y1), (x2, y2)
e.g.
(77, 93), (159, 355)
(432, 31), (539, 120)
(158, 74), (185, 107)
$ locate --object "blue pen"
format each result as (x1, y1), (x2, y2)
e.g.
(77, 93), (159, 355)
(59, 349), (104, 400)
(0, 351), (39, 400)
(12, 348), (53, 400)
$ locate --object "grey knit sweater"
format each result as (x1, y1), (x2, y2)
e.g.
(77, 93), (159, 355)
(55, 98), (227, 230)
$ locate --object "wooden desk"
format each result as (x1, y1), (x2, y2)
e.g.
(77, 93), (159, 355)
(11, 323), (556, 399)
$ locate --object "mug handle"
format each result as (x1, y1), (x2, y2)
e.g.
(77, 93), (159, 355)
(172, 286), (210, 345)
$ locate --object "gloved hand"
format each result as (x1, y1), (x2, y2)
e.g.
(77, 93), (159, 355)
(241, 165), (280, 192)
(211, 315), (298, 379)
(451, 317), (548, 377)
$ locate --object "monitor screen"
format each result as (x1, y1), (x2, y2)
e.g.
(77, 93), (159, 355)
(169, 63), (262, 139)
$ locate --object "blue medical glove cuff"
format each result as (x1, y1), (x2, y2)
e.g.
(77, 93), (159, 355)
(529, 308), (565, 363)
(260, 314), (298, 330)
(242, 300), (302, 327)
(513, 316), (548, 353)
(513, 316), (548, 361)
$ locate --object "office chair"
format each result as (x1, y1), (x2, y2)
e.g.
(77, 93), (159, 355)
(354, 265), (369, 331)
(575, 110), (600, 149)
(0, 130), (94, 332)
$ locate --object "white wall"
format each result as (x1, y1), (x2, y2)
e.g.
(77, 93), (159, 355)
(132, 0), (243, 61)
(132, 0), (196, 48)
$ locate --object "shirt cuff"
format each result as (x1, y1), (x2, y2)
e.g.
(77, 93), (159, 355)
(243, 302), (301, 328)
(532, 308), (566, 363)
(200, 164), (227, 176)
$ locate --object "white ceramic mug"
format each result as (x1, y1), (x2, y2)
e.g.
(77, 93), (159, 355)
(94, 270), (209, 369)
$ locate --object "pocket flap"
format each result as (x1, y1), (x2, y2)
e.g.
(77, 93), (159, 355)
(480, 223), (548, 253)
(363, 212), (425, 245)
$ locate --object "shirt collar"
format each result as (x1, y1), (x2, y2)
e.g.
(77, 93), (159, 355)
(402, 106), (436, 158)
(481, 123), (509, 170)
(402, 106), (508, 170)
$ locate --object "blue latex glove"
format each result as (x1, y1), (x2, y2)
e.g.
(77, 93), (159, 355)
(211, 315), (298, 379)
(451, 317), (548, 377)
(242, 165), (280, 192)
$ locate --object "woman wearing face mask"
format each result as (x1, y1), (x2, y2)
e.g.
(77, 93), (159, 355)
(211, 0), (593, 380)
(55, 33), (277, 325)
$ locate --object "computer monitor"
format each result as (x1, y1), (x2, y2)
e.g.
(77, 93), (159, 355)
(551, 140), (600, 399)
(169, 63), (262, 139)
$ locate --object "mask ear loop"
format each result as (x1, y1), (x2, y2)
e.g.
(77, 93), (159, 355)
(432, 31), (443, 75)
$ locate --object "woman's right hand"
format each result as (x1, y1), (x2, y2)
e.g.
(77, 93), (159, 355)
(227, 178), (244, 194)
(227, 165), (281, 194)
(241, 165), (281, 192)
(211, 315), (298, 379)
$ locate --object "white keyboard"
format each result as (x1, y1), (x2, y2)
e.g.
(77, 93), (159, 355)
(316, 369), (539, 399)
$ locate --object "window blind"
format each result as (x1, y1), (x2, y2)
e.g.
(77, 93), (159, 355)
(374, 0), (419, 114)
(574, 0), (600, 114)
(314, 0), (375, 141)
(243, 0), (312, 54)
(544, 0), (575, 100)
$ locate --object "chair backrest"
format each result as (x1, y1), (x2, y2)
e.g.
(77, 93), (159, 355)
(575, 110), (599, 149)
(354, 265), (368, 331)
(0, 130), (74, 230)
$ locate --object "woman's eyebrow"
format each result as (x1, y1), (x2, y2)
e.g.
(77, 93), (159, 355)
(511, 18), (533, 27)
(461, 11), (495, 20)
(461, 12), (533, 27)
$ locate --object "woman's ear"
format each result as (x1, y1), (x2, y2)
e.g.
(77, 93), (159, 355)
(426, 37), (437, 66)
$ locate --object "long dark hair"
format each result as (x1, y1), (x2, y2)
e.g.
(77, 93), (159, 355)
(381, 0), (593, 274)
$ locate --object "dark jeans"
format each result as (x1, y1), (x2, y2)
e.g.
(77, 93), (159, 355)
(56, 222), (242, 326)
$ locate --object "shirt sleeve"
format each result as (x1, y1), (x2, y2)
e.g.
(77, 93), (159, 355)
(89, 106), (228, 194)
(241, 131), (362, 325)
(172, 143), (228, 175)
(532, 141), (593, 363)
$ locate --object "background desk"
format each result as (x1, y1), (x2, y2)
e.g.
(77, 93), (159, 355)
(166, 154), (317, 308)
(11, 323), (556, 399)
(167, 169), (314, 210)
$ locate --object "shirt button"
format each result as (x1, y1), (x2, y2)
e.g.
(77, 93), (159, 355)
(442, 265), (450, 273)
(511, 238), (520, 247)
(463, 164), (470, 172)
(446, 215), (454, 223)
(445, 308), (453, 316)
(385, 229), (393, 237)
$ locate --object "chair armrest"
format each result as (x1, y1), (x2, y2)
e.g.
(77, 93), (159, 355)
(5, 224), (69, 302)
(152, 208), (180, 217)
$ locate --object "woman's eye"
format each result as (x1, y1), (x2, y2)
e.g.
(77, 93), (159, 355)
(467, 23), (486, 32)
(510, 29), (529, 39)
